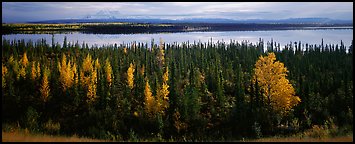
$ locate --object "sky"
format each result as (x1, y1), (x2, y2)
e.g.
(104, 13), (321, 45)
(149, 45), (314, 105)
(2, 2), (353, 23)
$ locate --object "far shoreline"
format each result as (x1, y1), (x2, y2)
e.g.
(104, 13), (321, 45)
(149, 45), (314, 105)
(2, 22), (353, 35)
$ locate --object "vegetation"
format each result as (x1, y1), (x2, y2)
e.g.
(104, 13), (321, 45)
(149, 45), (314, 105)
(3, 22), (352, 34)
(2, 130), (108, 142)
(2, 37), (353, 141)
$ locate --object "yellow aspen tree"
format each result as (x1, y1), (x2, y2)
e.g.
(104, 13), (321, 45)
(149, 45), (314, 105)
(104, 58), (113, 87)
(21, 52), (29, 68)
(253, 52), (301, 115)
(144, 78), (155, 116)
(94, 58), (100, 86)
(58, 54), (74, 91)
(31, 61), (40, 80)
(19, 52), (29, 79)
(80, 54), (97, 103)
(67, 60), (75, 87)
(72, 63), (78, 85)
(2, 63), (8, 88)
(19, 65), (27, 79)
(94, 58), (101, 70)
(87, 68), (97, 103)
(36, 62), (41, 78)
(40, 66), (50, 102)
(127, 63), (135, 89)
(161, 67), (169, 101)
(31, 62), (37, 80)
(80, 54), (93, 88)
(156, 67), (169, 114)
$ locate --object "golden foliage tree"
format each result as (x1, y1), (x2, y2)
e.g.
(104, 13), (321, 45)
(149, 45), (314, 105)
(87, 69), (97, 102)
(253, 52), (301, 115)
(80, 54), (97, 103)
(144, 78), (155, 116)
(36, 61), (41, 79)
(19, 52), (29, 79)
(19, 66), (27, 79)
(31, 62), (37, 80)
(94, 58), (101, 70)
(104, 58), (113, 87)
(156, 67), (169, 114)
(21, 52), (29, 68)
(127, 63), (135, 89)
(2, 63), (8, 88)
(58, 54), (75, 91)
(81, 54), (93, 87)
(72, 63), (78, 85)
(40, 66), (50, 102)
(30, 61), (40, 80)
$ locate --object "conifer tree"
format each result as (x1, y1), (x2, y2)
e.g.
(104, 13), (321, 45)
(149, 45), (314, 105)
(104, 58), (113, 87)
(2, 63), (7, 88)
(40, 66), (50, 102)
(144, 77), (154, 116)
(127, 63), (135, 90)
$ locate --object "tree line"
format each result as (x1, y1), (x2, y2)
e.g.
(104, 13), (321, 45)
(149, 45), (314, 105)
(2, 37), (353, 141)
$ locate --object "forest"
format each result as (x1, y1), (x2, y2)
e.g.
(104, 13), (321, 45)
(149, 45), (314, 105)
(2, 37), (353, 141)
(3, 23), (352, 34)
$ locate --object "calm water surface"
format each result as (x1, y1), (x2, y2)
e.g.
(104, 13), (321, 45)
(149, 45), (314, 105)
(2, 29), (353, 48)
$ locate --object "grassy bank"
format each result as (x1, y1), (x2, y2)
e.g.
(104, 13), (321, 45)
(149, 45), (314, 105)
(3, 130), (352, 142)
(247, 135), (353, 142)
(2, 130), (109, 142)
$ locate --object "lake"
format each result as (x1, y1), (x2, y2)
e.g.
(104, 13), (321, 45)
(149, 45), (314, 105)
(2, 28), (353, 48)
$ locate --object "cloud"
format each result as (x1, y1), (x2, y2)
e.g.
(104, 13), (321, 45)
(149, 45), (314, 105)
(2, 2), (353, 23)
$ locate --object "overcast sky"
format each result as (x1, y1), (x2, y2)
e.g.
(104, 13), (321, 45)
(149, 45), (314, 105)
(2, 2), (353, 23)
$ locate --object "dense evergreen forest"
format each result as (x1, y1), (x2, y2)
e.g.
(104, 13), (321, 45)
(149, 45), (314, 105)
(2, 37), (353, 141)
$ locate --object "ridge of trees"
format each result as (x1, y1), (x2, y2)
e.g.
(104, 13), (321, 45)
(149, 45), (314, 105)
(2, 37), (353, 141)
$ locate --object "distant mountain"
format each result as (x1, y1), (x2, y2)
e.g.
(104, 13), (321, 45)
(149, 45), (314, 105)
(84, 10), (120, 19)
(30, 17), (353, 25)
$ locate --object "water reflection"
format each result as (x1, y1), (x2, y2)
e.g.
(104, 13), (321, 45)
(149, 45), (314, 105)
(2, 29), (353, 48)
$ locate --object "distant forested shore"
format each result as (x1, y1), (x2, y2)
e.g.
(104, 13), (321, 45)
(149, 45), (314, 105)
(2, 22), (353, 34)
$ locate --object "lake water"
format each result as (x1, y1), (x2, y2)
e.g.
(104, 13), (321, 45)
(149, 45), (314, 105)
(2, 29), (353, 48)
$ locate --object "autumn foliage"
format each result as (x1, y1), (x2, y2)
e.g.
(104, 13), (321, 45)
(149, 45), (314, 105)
(144, 78), (154, 115)
(156, 67), (169, 114)
(2, 38), (352, 141)
(104, 58), (113, 87)
(144, 67), (170, 116)
(40, 66), (50, 102)
(2, 63), (8, 88)
(127, 63), (135, 89)
(80, 54), (98, 103)
(58, 54), (75, 91)
(253, 52), (301, 115)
